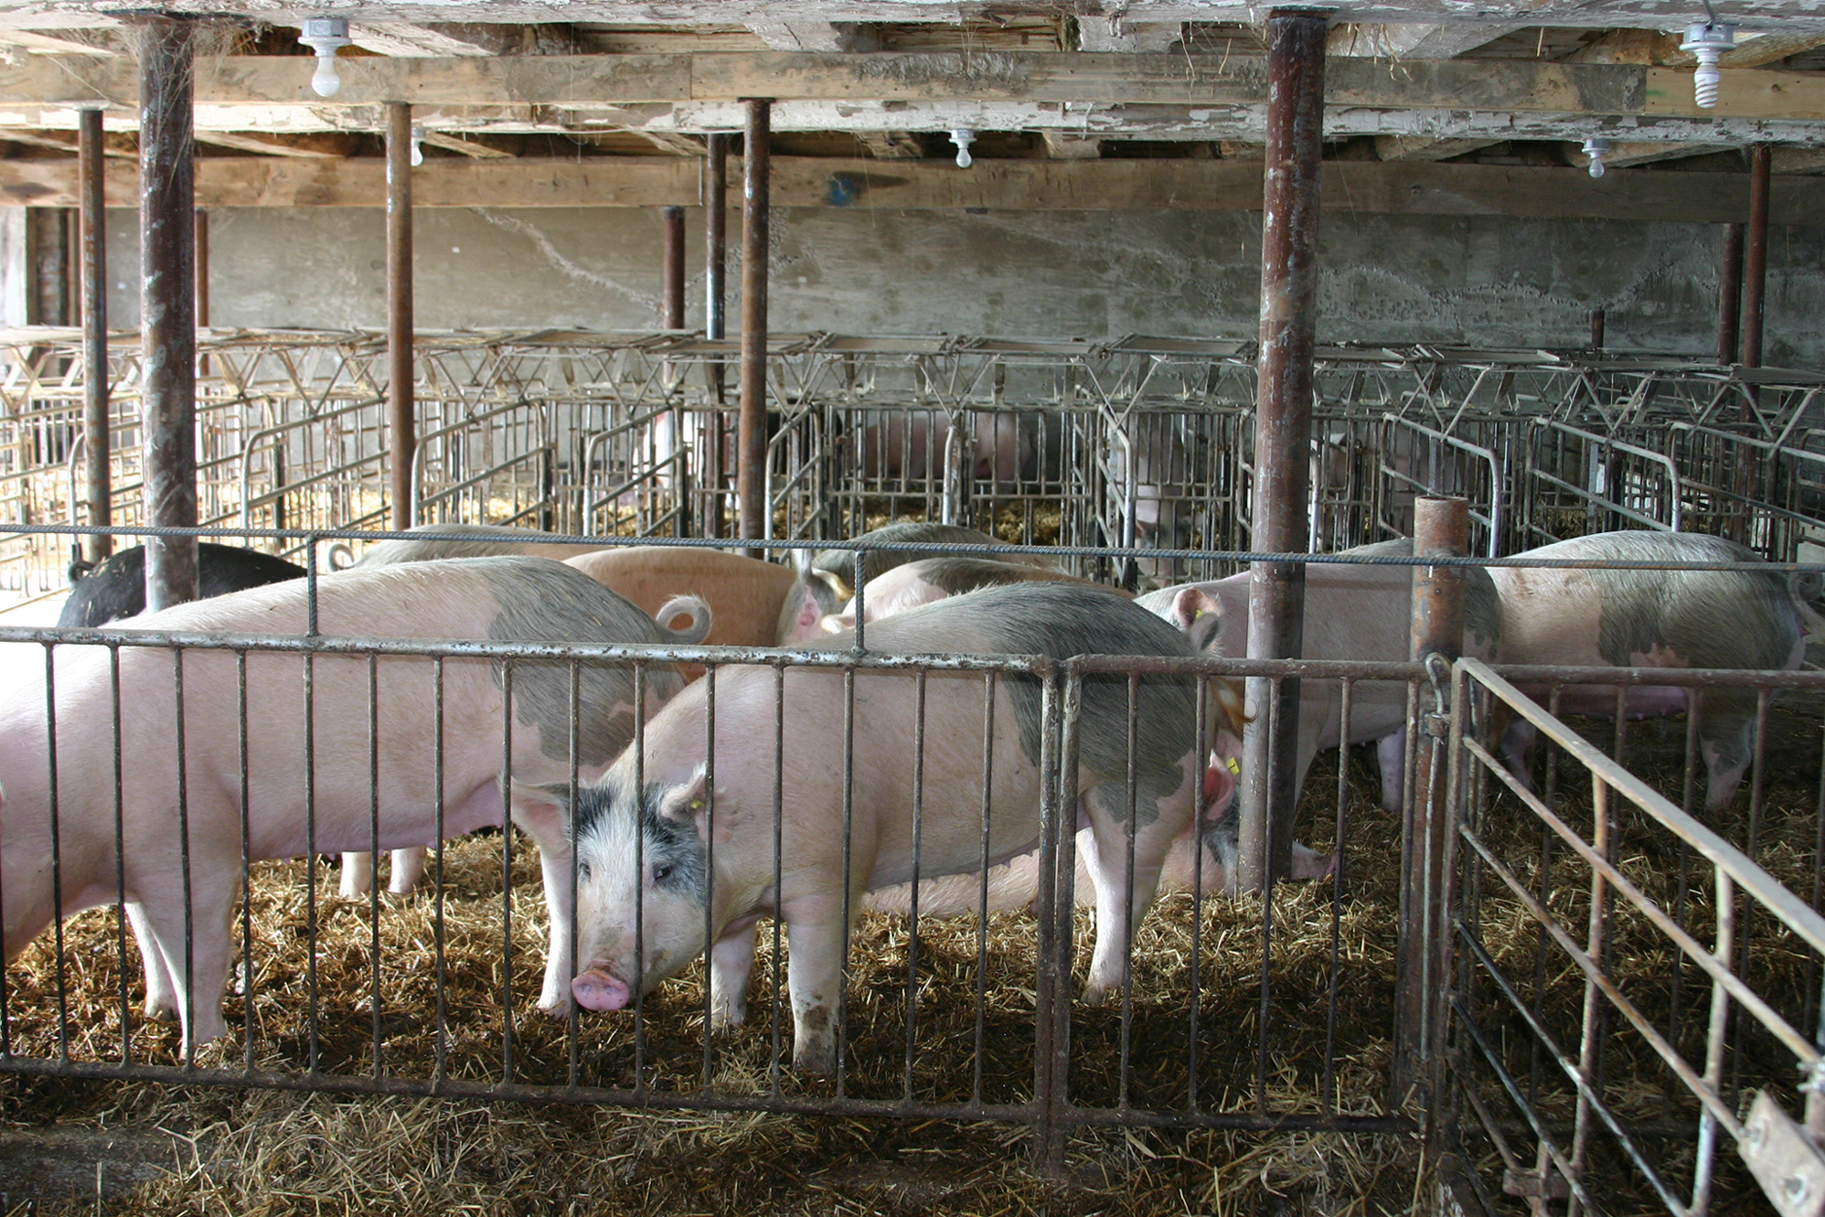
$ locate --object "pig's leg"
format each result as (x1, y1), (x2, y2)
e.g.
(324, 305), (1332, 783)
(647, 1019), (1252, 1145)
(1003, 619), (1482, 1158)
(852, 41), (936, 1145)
(1499, 715), (1538, 792)
(337, 851), (376, 900)
(1376, 731), (1407, 814)
(1076, 777), (1189, 1005)
(387, 846), (427, 895)
(708, 920), (759, 1030)
(782, 891), (855, 1075)
(506, 785), (576, 1012)
(124, 901), (178, 1021)
(132, 871), (236, 1051)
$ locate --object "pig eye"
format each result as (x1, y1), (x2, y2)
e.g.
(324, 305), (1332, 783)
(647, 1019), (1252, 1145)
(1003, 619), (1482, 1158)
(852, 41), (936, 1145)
(653, 864), (675, 884)
(577, 861), (591, 881)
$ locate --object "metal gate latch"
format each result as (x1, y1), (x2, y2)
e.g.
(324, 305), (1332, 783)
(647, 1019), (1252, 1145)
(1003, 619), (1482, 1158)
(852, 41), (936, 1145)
(1741, 1089), (1825, 1217)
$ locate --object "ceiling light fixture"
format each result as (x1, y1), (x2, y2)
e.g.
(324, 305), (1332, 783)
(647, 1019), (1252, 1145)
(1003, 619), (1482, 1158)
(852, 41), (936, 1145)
(950, 128), (976, 169)
(1582, 138), (1611, 178)
(1679, 19), (1736, 109)
(299, 17), (352, 98)
(410, 125), (425, 167)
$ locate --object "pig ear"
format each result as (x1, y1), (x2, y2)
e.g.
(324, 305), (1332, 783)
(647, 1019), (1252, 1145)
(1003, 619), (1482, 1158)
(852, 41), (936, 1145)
(1201, 750), (1238, 819)
(1172, 588), (1223, 652)
(508, 780), (574, 849)
(655, 768), (737, 844)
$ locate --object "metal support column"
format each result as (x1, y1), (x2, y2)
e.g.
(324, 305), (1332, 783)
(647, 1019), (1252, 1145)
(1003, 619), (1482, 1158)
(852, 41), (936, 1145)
(1741, 145), (1770, 369)
(386, 102), (416, 531)
(138, 17), (197, 611)
(662, 205), (686, 329)
(737, 101), (771, 557)
(1718, 222), (1744, 365)
(194, 208), (208, 327)
(705, 132), (730, 536)
(78, 107), (110, 568)
(1393, 496), (1468, 1102)
(1239, 8), (1327, 891)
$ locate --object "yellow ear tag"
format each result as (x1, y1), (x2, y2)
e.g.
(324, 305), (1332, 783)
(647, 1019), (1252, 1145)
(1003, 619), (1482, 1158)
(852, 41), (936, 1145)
(689, 798), (704, 810)
(1226, 757), (1240, 775)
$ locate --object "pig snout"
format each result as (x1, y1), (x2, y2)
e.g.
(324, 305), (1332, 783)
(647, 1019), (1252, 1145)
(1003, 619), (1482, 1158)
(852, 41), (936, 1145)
(571, 968), (631, 1012)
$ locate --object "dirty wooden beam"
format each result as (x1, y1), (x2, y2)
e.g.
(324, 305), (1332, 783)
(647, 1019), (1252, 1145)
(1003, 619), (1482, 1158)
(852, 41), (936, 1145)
(0, 28), (112, 55)
(1327, 22), (1517, 59)
(1077, 17), (1182, 52)
(195, 130), (346, 157)
(3, 51), (1818, 121)
(8, 155), (1825, 225)
(1372, 134), (1500, 161)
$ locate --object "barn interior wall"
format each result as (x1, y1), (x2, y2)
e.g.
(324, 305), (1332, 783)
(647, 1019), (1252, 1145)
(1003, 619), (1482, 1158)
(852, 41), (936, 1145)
(81, 203), (1825, 367)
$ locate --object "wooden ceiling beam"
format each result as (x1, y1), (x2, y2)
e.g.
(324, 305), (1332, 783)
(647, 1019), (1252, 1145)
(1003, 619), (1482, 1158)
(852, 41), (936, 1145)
(2, 154), (1821, 226)
(1327, 22), (1520, 60)
(1076, 18), (1182, 53)
(1373, 135), (1503, 162)
(0, 51), (1818, 123)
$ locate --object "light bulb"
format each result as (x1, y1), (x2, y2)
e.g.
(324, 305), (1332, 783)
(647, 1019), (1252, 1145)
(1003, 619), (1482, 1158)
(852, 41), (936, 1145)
(1679, 22), (1736, 109)
(1583, 138), (1610, 178)
(410, 125), (424, 167)
(950, 128), (976, 169)
(299, 17), (352, 100)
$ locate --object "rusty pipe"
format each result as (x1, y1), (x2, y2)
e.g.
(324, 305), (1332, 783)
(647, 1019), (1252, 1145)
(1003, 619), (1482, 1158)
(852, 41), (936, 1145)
(737, 101), (771, 556)
(78, 107), (111, 567)
(387, 102), (416, 532)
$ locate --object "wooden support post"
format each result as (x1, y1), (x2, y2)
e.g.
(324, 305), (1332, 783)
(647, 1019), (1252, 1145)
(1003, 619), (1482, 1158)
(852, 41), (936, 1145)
(1718, 222), (1744, 365)
(138, 17), (198, 611)
(1239, 8), (1326, 892)
(78, 107), (110, 567)
(1741, 145), (1770, 369)
(387, 101), (415, 532)
(737, 101), (771, 557)
(1393, 496), (1468, 1103)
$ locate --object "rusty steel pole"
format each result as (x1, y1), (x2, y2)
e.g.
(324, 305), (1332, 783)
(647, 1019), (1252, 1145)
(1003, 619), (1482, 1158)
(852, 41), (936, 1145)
(78, 107), (111, 567)
(737, 101), (771, 556)
(705, 134), (729, 342)
(1392, 496), (1469, 1101)
(662, 205), (686, 329)
(193, 208), (208, 327)
(138, 17), (198, 611)
(1741, 145), (1770, 369)
(1239, 9), (1327, 891)
(1718, 222), (1745, 365)
(387, 102), (416, 531)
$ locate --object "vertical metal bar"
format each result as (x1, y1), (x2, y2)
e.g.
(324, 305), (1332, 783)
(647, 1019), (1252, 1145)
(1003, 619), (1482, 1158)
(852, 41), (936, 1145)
(138, 17), (198, 612)
(366, 653), (383, 1078)
(1394, 497), (1468, 1099)
(1587, 308), (1605, 350)
(1032, 664), (1071, 1178)
(1691, 868), (1737, 1216)
(193, 208), (208, 328)
(386, 103), (416, 532)
(705, 134), (728, 342)
(662, 205), (686, 329)
(902, 668), (928, 1099)
(973, 670), (996, 1104)
(432, 657), (449, 1086)
(236, 650), (253, 1068)
(110, 646), (128, 1062)
(1718, 222), (1745, 365)
(1240, 8), (1325, 891)
(737, 100), (771, 557)
(498, 662), (515, 1083)
(1741, 144), (1771, 370)
(78, 107), (111, 567)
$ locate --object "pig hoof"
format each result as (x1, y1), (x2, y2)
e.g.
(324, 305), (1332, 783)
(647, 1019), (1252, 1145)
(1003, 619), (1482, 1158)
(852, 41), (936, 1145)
(571, 970), (630, 1012)
(1079, 982), (1112, 1007)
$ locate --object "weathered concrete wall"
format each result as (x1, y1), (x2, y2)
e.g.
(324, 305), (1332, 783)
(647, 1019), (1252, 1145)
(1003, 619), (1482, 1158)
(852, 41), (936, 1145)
(93, 204), (1825, 367)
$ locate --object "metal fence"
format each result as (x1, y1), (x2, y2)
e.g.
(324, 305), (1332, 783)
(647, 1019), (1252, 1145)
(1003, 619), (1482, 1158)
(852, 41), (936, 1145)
(1441, 657), (1825, 1216)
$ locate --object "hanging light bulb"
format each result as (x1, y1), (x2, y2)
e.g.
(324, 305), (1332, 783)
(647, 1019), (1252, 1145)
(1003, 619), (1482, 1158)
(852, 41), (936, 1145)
(950, 128), (976, 169)
(1679, 21), (1736, 109)
(1582, 138), (1611, 178)
(298, 17), (352, 98)
(410, 125), (425, 167)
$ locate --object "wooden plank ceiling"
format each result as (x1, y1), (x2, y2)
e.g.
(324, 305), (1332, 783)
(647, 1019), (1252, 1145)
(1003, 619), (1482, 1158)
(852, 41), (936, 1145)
(0, 2), (1819, 214)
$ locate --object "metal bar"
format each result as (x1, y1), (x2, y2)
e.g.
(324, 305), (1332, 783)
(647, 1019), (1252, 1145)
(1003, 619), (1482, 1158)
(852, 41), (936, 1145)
(1240, 8), (1325, 891)
(737, 100), (770, 556)
(1393, 497), (1468, 1101)
(78, 107), (110, 568)
(1741, 146), (1770, 370)
(386, 102), (416, 532)
(193, 207), (208, 328)
(662, 204), (685, 330)
(138, 16), (198, 612)
(1718, 222), (1744, 366)
(705, 135), (728, 342)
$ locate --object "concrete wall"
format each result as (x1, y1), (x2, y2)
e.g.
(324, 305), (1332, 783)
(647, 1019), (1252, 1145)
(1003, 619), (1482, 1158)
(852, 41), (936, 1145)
(84, 204), (1825, 368)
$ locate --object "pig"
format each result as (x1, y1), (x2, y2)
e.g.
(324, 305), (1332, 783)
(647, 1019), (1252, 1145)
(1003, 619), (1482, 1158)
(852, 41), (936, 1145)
(853, 410), (1032, 499)
(810, 522), (1056, 601)
(1140, 538), (1504, 817)
(835, 557), (1129, 631)
(1487, 530), (1823, 811)
(1102, 414), (1199, 585)
(341, 545), (832, 899)
(0, 557), (709, 1051)
(534, 583), (1227, 1074)
(354, 522), (609, 566)
(60, 543), (307, 628)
